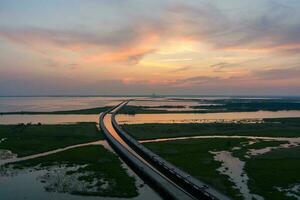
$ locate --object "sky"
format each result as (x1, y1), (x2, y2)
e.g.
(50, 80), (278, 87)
(0, 0), (300, 96)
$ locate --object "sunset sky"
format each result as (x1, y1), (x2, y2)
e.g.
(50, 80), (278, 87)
(0, 0), (300, 96)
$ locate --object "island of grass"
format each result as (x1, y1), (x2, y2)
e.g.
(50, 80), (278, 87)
(118, 98), (300, 114)
(0, 106), (112, 115)
(0, 122), (102, 157)
(231, 140), (288, 161)
(191, 100), (300, 112)
(3, 98), (300, 115)
(1, 145), (138, 197)
(121, 118), (300, 140)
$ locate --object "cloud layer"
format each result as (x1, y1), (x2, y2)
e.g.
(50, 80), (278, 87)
(0, 0), (299, 95)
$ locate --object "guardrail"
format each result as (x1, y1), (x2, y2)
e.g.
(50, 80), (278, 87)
(111, 103), (225, 200)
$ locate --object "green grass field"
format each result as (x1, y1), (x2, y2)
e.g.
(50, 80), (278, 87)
(246, 146), (300, 200)
(0, 122), (102, 157)
(145, 138), (299, 200)
(1, 145), (138, 197)
(145, 138), (248, 200)
(122, 118), (300, 140)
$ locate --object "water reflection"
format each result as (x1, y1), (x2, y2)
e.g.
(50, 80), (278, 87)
(0, 114), (99, 124)
(0, 167), (161, 200)
(117, 110), (300, 124)
(0, 97), (135, 112)
(140, 135), (300, 145)
(211, 151), (264, 200)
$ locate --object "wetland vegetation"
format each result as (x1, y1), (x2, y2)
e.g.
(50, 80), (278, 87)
(0, 106), (112, 115)
(0, 145), (138, 197)
(0, 122), (102, 157)
(119, 98), (300, 114)
(124, 114), (300, 199)
(145, 138), (300, 200)
(122, 118), (300, 140)
(145, 138), (248, 199)
(246, 146), (300, 200)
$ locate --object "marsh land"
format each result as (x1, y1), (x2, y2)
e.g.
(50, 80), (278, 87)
(1, 96), (300, 200)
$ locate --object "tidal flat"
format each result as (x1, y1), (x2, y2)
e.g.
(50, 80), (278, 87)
(124, 117), (300, 199)
(0, 145), (138, 198)
(145, 138), (300, 200)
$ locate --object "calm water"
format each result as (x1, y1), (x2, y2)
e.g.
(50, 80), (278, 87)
(0, 114), (99, 124)
(0, 97), (134, 112)
(128, 99), (201, 107)
(128, 99), (220, 111)
(117, 110), (300, 124)
(0, 165), (161, 200)
(1, 96), (299, 200)
(2, 111), (300, 125)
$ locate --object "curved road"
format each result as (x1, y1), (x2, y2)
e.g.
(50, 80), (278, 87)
(100, 101), (230, 200)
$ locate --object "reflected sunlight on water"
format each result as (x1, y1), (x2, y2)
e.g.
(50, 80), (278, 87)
(0, 97), (133, 112)
(0, 114), (99, 124)
(117, 110), (300, 124)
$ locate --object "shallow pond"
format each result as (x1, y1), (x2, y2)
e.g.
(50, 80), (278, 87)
(0, 166), (161, 200)
(0, 141), (162, 200)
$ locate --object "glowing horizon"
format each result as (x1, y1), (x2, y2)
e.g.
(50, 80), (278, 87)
(0, 0), (300, 96)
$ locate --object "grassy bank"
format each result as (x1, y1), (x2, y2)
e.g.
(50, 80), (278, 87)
(0, 122), (102, 157)
(122, 118), (300, 140)
(246, 146), (300, 200)
(192, 102), (300, 112)
(0, 106), (112, 115)
(118, 98), (300, 114)
(1, 145), (138, 197)
(3, 98), (299, 115)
